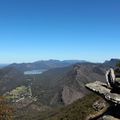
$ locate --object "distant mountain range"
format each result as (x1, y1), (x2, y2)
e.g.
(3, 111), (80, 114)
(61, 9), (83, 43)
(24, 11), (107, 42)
(1, 58), (119, 71)
(7, 59), (88, 71)
(103, 58), (120, 67)
(0, 64), (8, 68)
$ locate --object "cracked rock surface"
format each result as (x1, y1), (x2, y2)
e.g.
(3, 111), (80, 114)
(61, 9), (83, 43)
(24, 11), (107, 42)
(86, 81), (120, 104)
(86, 81), (120, 120)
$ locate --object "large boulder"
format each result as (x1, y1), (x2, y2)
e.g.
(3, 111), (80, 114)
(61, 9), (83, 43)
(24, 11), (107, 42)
(102, 115), (120, 120)
(86, 81), (120, 104)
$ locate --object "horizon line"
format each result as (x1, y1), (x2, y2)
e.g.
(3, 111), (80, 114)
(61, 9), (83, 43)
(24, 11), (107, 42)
(0, 58), (120, 64)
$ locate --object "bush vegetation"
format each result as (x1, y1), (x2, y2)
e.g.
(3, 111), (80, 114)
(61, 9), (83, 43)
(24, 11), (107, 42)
(116, 61), (120, 67)
(0, 96), (13, 120)
(47, 93), (101, 120)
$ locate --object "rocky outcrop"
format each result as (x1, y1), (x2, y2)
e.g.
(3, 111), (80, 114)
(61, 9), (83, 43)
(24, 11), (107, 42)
(86, 81), (120, 120)
(86, 99), (109, 120)
(86, 81), (120, 104)
(102, 115), (120, 120)
(62, 86), (84, 105)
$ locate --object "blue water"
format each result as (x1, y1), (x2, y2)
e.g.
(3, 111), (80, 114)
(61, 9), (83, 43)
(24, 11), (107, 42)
(24, 69), (47, 75)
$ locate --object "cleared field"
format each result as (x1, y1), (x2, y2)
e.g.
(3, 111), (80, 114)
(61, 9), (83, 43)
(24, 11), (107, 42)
(4, 86), (31, 101)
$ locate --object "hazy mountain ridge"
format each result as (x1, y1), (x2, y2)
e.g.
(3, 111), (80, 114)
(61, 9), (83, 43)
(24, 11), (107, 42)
(0, 64), (8, 69)
(7, 59), (87, 71)
(103, 58), (120, 67)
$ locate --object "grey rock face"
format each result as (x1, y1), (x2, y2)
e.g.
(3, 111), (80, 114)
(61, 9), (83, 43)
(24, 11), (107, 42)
(102, 115), (120, 120)
(86, 81), (120, 120)
(85, 67), (120, 120)
(106, 68), (115, 88)
(106, 68), (120, 91)
(62, 86), (84, 105)
(86, 81), (120, 104)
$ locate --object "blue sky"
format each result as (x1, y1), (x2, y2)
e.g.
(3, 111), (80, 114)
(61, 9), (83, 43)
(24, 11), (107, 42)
(0, 0), (120, 63)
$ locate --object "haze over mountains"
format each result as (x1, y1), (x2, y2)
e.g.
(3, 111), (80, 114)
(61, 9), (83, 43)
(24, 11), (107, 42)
(1, 58), (119, 70)
(7, 59), (87, 71)
(0, 64), (8, 68)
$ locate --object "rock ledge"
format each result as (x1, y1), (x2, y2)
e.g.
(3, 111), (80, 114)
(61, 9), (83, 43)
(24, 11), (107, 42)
(86, 81), (120, 104)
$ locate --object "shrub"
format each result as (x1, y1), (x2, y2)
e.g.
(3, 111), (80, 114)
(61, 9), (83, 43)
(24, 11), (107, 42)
(0, 96), (13, 120)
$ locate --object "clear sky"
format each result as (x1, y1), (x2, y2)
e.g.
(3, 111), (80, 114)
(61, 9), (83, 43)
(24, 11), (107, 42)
(0, 0), (120, 63)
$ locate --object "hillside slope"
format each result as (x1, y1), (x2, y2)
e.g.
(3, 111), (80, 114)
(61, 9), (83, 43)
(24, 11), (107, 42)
(31, 63), (107, 106)
(15, 94), (104, 120)
(47, 94), (103, 120)
(0, 67), (26, 94)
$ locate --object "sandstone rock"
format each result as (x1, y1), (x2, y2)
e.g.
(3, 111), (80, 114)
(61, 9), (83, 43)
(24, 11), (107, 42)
(62, 86), (84, 105)
(86, 81), (120, 104)
(86, 99), (109, 120)
(102, 115), (120, 120)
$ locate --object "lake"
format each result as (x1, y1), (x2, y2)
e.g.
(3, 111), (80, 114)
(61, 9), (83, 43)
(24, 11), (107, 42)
(24, 69), (47, 75)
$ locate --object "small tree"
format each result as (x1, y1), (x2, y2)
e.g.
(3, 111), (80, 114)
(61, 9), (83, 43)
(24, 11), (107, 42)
(0, 96), (13, 120)
(116, 61), (120, 67)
